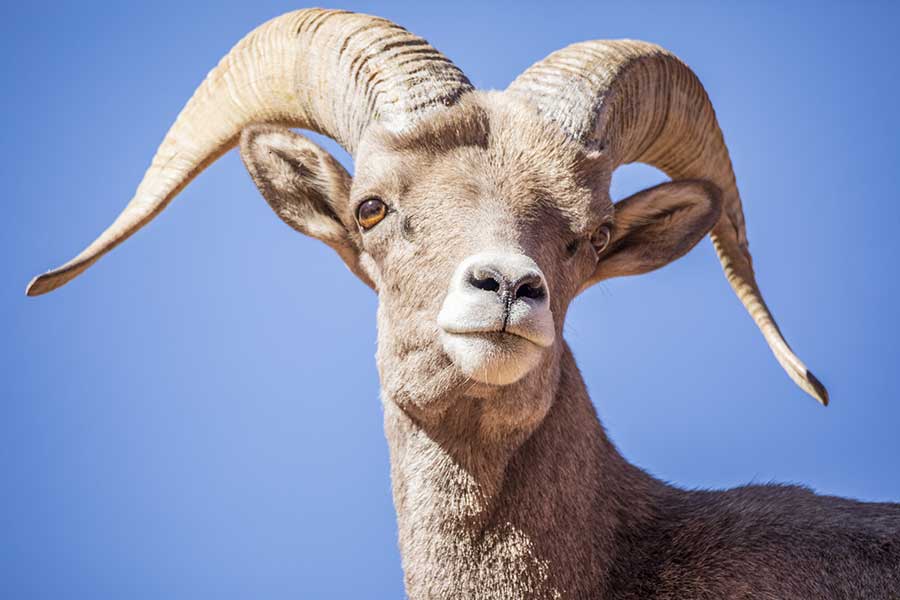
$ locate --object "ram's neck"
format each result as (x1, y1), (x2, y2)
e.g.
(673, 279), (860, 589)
(382, 343), (657, 599)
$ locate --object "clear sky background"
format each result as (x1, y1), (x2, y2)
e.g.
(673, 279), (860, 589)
(3, 1), (899, 598)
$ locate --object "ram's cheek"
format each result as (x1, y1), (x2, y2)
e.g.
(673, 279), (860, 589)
(358, 253), (383, 292)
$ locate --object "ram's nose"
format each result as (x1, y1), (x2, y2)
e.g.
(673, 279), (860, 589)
(438, 252), (554, 347)
(465, 257), (547, 305)
(437, 252), (555, 386)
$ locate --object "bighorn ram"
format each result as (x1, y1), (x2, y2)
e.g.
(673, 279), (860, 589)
(28, 8), (899, 599)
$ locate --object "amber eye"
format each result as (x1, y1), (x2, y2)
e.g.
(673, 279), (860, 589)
(591, 225), (611, 255)
(357, 198), (388, 230)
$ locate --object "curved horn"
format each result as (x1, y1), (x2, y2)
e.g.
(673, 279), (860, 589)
(507, 41), (827, 405)
(27, 8), (472, 296)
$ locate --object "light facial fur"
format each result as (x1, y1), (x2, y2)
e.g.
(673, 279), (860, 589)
(27, 9), (898, 599)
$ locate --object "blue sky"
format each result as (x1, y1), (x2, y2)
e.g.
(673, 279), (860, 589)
(3, 1), (899, 598)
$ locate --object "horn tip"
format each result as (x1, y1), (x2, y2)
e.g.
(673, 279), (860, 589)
(806, 369), (829, 406)
(26, 261), (90, 297)
(26, 272), (61, 296)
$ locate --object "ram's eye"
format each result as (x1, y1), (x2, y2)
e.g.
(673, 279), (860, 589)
(357, 198), (387, 230)
(591, 225), (611, 255)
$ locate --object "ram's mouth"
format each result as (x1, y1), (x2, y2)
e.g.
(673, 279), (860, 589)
(438, 325), (554, 349)
(439, 329), (546, 386)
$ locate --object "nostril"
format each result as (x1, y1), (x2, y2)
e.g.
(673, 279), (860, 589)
(468, 270), (502, 293)
(515, 282), (544, 300)
(513, 275), (545, 301)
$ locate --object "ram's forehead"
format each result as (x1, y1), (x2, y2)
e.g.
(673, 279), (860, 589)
(378, 92), (578, 162)
(365, 92), (608, 228)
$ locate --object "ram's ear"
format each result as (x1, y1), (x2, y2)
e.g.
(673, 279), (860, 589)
(240, 125), (374, 289)
(589, 180), (722, 284)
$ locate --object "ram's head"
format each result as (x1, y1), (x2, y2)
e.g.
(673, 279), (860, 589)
(27, 10), (827, 430)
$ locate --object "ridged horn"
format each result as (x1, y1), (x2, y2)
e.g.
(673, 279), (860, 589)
(507, 41), (827, 405)
(27, 8), (472, 296)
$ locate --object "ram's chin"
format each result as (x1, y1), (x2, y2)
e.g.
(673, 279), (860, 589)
(440, 332), (544, 387)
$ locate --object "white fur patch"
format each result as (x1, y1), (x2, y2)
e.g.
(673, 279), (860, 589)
(440, 331), (544, 385)
(437, 252), (555, 385)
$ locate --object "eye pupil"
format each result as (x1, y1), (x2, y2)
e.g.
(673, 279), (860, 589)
(357, 198), (387, 230)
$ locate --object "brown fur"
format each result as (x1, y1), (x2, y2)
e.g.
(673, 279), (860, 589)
(238, 91), (900, 599)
